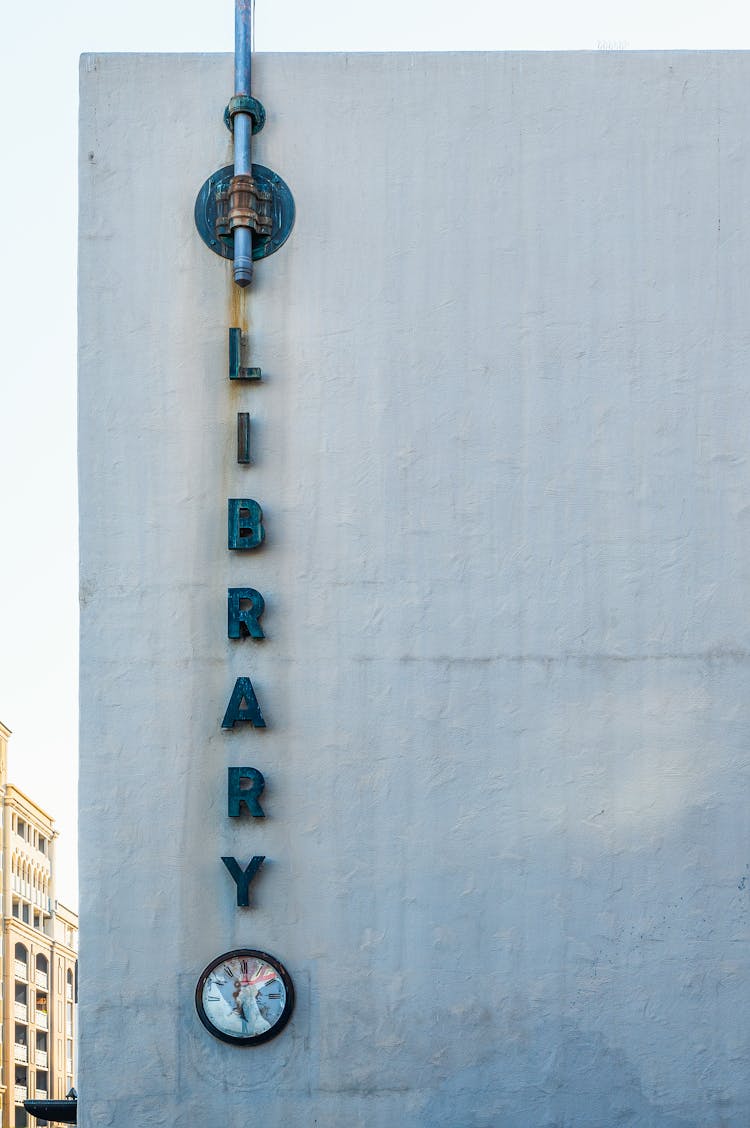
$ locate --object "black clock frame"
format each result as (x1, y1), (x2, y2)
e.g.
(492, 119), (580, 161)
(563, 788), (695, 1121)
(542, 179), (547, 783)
(195, 947), (295, 1046)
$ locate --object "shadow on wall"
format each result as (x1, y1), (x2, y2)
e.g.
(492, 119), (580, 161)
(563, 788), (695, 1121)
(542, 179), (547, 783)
(419, 1023), (698, 1128)
(395, 658), (749, 1127)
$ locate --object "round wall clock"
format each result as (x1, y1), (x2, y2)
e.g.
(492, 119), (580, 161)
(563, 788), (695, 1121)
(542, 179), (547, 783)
(195, 948), (294, 1046)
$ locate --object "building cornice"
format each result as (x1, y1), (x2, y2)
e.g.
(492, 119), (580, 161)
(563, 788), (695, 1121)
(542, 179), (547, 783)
(4, 783), (55, 826)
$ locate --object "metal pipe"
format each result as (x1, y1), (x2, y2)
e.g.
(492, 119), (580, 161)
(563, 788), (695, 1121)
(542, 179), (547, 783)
(233, 0), (254, 286)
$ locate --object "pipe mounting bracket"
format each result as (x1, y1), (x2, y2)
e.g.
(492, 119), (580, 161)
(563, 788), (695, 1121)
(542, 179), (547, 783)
(224, 95), (266, 135)
(194, 163), (295, 262)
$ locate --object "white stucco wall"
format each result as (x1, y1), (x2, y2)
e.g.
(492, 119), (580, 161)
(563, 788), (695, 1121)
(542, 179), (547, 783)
(79, 52), (750, 1127)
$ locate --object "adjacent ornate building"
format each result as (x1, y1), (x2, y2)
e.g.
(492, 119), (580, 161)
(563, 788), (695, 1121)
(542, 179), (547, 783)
(0, 722), (78, 1127)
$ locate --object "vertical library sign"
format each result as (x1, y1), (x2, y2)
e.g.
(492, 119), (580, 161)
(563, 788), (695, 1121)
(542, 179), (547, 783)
(192, 0), (296, 1048)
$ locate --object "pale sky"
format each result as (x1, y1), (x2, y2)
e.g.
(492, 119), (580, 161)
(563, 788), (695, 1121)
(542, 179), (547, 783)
(0, 0), (747, 908)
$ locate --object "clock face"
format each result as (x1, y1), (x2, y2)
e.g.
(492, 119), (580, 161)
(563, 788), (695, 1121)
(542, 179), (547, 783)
(195, 948), (294, 1046)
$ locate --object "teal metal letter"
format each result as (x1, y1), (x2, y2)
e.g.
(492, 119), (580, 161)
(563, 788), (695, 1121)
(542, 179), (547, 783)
(228, 498), (265, 549)
(228, 767), (266, 817)
(221, 855), (265, 907)
(221, 677), (266, 728)
(229, 328), (261, 380)
(237, 412), (251, 464)
(228, 587), (265, 639)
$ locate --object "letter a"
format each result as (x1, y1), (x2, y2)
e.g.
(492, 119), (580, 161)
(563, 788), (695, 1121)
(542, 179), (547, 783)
(221, 677), (266, 729)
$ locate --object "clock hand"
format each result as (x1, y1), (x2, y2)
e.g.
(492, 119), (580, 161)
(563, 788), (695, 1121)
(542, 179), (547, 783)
(249, 965), (276, 986)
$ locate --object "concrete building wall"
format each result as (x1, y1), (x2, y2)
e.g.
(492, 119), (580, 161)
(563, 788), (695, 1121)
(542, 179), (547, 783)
(78, 52), (750, 1127)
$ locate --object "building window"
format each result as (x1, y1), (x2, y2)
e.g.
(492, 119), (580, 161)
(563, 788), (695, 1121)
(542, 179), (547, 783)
(66, 970), (73, 1001)
(14, 1107), (27, 1127)
(12, 900), (19, 920)
(35, 993), (47, 1025)
(33, 913), (40, 930)
(17, 820), (25, 841)
(21, 904), (29, 925)
(14, 1065), (27, 1105)
(14, 1025), (27, 1069)
(38, 837), (46, 854)
(14, 944), (28, 981)
(35, 955), (48, 990)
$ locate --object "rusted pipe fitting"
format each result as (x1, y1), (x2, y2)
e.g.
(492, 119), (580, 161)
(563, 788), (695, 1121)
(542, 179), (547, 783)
(227, 175), (274, 237)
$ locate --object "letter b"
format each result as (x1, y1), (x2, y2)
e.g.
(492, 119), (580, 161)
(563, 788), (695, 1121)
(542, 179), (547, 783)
(228, 499), (265, 550)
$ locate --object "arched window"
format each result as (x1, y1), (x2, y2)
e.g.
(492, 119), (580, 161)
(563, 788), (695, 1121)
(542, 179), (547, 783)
(14, 943), (28, 979)
(36, 954), (49, 989)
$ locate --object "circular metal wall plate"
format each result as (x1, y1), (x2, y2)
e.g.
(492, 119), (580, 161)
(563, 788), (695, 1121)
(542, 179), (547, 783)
(194, 163), (295, 262)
